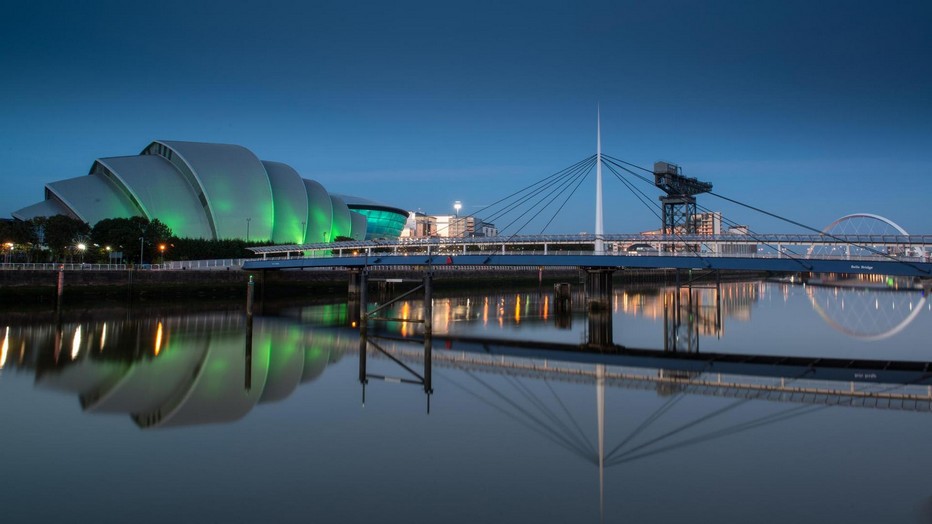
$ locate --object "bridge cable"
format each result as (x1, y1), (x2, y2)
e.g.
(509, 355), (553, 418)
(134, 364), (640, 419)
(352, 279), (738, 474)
(496, 157), (596, 236)
(503, 372), (598, 456)
(602, 158), (715, 267)
(455, 369), (597, 461)
(470, 155), (595, 224)
(602, 154), (916, 273)
(603, 386), (692, 462)
(537, 165), (594, 234)
(692, 201), (815, 272)
(708, 192), (930, 274)
(481, 156), (595, 231)
(422, 155), (596, 238)
(441, 371), (595, 461)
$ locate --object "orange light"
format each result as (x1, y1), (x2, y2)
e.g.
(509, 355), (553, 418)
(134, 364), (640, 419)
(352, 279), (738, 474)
(154, 321), (163, 356)
(159, 244), (166, 252)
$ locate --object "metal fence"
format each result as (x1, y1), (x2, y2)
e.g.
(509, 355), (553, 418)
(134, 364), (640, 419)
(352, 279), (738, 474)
(0, 259), (247, 271)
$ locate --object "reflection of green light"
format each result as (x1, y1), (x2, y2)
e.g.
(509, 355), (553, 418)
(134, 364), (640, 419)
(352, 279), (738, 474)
(886, 277), (895, 287)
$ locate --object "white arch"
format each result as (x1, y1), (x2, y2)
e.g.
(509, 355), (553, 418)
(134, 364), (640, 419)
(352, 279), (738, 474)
(810, 213), (923, 258)
(822, 213), (909, 236)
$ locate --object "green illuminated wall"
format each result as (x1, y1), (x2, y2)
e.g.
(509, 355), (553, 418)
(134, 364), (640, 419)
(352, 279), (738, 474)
(351, 209), (408, 239)
(330, 195), (352, 240)
(304, 179), (333, 244)
(263, 161), (310, 244)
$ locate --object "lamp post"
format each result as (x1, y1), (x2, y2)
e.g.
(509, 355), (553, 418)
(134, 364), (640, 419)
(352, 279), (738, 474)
(76, 243), (86, 264)
(139, 236), (144, 265)
(246, 218), (251, 242)
(453, 201), (463, 237)
(159, 244), (166, 264)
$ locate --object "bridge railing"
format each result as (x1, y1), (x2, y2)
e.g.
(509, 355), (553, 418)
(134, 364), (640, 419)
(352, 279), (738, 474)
(0, 259), (247, 271)
(247, 233), (932, 262)
(249, 249), (931, 264)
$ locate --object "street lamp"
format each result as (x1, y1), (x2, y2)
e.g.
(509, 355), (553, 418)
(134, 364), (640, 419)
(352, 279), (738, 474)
(139, 236), (144, 265)
(159, 244), (166, 264)
(453, 201), (462, 217)
(76, 243), (86, 264)
(3, 242), (13, 264)
(246, 218), (251, 242)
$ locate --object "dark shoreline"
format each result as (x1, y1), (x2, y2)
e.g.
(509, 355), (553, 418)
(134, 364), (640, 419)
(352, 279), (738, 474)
(0, 266), (769, 311)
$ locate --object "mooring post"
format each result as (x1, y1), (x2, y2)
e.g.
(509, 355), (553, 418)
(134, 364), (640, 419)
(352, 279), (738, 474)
(359, 329), (368, 404)
(715, 271), (723, 335)
(56, 266), (64, 309)
(246, 274), (255, 317)
(423, 270), (433, 394)
(359, 269), (368, 333)
(245, 276), (254, 391)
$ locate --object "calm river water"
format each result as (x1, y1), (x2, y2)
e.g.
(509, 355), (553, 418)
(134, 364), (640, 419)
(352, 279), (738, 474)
(1, 276), (931, 523)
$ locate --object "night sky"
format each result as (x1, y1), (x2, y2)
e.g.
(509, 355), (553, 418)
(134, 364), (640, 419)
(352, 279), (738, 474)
(2, 0), (930, 235)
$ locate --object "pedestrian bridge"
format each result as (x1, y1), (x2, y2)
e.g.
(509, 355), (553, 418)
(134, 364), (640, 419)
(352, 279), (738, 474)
(244, 233), (932, 278)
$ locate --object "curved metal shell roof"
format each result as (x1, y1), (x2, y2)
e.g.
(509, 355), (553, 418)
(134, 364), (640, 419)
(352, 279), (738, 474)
(303, 178), (333, 244)
(330, 194), (352, 240)
(45, 173), (141, 225)
(12, 198), (74, 221)
(11, 140), (408, 243)
(95, 155), (213, 239)
(156, 141), (274, 240)
(263, 161), (310, 244)
(350, 211), (368, 241)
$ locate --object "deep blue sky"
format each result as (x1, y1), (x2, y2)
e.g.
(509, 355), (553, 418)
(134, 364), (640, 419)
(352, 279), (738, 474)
(2, 0), (930, 235)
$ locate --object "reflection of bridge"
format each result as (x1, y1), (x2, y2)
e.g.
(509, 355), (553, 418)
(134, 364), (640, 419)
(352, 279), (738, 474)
(3, 294), (931, 437)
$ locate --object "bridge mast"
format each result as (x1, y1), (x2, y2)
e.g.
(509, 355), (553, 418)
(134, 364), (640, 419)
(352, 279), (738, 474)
(595, 108), (604, 254)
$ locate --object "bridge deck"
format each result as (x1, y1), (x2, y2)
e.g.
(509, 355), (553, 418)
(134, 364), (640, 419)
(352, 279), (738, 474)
(244, 234), (932, 277)
(244, 252), (932, 277)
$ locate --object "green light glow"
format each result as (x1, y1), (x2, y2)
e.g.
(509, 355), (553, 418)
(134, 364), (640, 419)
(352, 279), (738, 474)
(350, 209), (407, 239)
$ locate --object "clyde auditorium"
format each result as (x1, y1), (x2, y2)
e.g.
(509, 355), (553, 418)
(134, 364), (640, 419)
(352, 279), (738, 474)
(12, 140), (409, 243)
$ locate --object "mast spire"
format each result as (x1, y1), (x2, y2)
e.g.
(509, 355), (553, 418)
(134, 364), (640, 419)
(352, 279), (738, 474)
(595, 106), (604, 254)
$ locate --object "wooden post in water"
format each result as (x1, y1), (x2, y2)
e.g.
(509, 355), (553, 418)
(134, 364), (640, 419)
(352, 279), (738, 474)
(56, 266), (64, 309)
(358, 269), (369, 405)
(423, 271), (433, 395)
(245, 275), (255, 391)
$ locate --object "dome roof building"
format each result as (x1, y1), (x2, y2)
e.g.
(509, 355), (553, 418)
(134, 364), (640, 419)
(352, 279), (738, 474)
(12, 140), (408, 243)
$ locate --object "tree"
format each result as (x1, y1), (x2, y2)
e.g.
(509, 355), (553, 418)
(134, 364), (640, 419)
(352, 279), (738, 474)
(43, 215), (90, 261)
(91, 217), (173, 264)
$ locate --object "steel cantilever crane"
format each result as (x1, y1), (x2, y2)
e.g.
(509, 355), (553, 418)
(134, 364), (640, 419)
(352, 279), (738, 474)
(653, 161), (713, 238)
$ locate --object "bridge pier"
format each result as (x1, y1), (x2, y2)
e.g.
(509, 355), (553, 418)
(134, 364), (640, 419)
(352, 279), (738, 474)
(348, 269), (363, 300)
(587, 310), (613, 348)
(583, 269), (614, 347)
(584, 268), (614, 312)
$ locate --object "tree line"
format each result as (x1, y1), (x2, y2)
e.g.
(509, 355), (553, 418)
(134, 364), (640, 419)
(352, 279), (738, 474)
(0, 216), (273, 264)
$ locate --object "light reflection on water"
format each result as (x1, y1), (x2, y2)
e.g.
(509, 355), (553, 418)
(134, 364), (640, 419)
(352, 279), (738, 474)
(0, 278), (931, 523)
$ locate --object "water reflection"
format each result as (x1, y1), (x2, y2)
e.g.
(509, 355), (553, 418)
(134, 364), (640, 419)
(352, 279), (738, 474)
(1, 278), (930, 432)
(2, 314), (353, 428)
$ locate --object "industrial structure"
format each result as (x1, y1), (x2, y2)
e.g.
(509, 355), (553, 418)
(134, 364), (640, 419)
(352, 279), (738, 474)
(11, 141), (409, 243)
(653, 161), (713, 240)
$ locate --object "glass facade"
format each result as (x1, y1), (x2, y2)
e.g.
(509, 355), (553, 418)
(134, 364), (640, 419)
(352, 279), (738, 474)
(351, 209), (407, 240)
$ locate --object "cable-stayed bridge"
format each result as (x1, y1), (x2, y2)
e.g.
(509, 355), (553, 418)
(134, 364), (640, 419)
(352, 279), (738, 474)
(245, 122), (932, 279)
